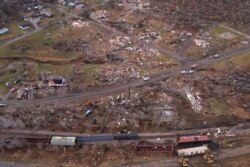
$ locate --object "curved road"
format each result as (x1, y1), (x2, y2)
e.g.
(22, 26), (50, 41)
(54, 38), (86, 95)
(2, 44), (250, 106)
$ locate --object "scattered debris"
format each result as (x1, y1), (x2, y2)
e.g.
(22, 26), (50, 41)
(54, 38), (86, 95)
(193, 39), (210, 48)
(91, 10), (109, 22)
(72, 20), (89, 28)
(109, 36), (132, 51)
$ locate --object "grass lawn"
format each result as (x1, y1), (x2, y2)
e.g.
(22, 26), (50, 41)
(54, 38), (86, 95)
(0, 24), (81, 62)
(0, 22), (24, 42)
(207, 98), (229, 116)
(211, 25), (229, 37)
(34, 63), (73, 76)
(0, 73), (16, 94)
(211, 51), (250, 71)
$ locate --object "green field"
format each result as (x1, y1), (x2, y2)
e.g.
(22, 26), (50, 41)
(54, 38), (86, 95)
(212, 51), (250, 71)
(0, 24), (81, 62)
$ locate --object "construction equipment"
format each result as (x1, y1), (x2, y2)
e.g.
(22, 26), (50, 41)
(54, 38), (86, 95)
(178, 154), (189, 167)
(203, 150), (214, 164)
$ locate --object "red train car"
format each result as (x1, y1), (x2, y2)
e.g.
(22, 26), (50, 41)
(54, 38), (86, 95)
(177, 135), (211, 149)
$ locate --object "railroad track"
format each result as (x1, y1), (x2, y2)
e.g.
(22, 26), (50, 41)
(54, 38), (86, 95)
(0, 122), (249, 145)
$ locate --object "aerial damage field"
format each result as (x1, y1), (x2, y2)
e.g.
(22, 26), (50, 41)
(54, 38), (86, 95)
(0, 0), (250, 167)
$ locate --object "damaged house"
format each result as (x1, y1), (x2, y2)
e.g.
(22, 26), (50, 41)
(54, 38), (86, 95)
(45, 76), (66, 87)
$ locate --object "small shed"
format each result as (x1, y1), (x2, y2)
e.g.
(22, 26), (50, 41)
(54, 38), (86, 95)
(40, 10), (53, 17)
(47, 77), (66, 87)
(50, 136), (76, 146)
(0, 28), (9, 35)
(19, 23), (30, 30)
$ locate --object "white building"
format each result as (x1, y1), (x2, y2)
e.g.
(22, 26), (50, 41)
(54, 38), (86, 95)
(0, 28), (9, 35)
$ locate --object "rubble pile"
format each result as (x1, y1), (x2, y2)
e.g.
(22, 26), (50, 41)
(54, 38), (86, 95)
(184, 86), (203, 113)
(196, 30), (211, 39)
(109, 36), (132, 51)
(126, 0), (150, 11)
(127, 0), (143, 10)
(17, 88), (37, 100)
(125, 45), (161, 57)
(192, 30), (212, 48)
(97, 65), (140, 83)
(1, 71), (249, 134)
(109, 21), (134, 34)
(167, 30), (192, 45)
(193, 39), (210, 48)
(71, 20), (89, 29)
(91, 10), (109, 22)
(89, 83), (192, 131)
(138, 30), (161, 43)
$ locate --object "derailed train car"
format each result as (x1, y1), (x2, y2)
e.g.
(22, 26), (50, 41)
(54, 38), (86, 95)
(49, 133), (139, 146)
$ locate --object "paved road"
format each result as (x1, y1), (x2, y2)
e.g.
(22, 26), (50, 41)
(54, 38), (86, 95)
(0, 28), (41, 49)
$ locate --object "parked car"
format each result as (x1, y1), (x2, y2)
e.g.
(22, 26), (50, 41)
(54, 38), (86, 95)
(213, 54), (219, 58)
(142, 76), (150, 81)
(84, 109), (92, 117)
(0, 103), (7, 107)
(181, 70), (194, 74)
(189, 64), (199, 69)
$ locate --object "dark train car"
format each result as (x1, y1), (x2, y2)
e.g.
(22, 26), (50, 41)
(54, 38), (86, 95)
(177, 135), (211, 149)
(113, 133), (138, 140)
(76, 135), (114, 144)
